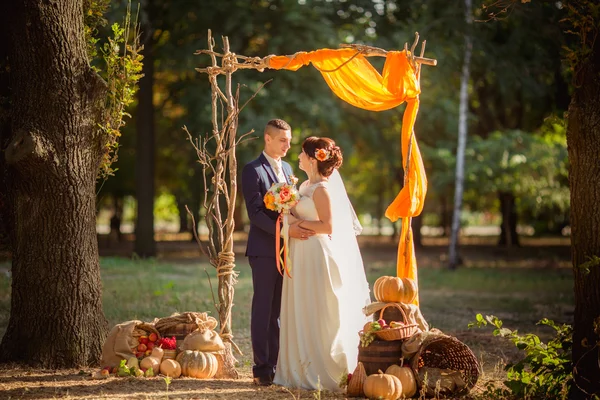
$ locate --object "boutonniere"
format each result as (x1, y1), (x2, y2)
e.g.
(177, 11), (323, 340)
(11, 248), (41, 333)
(289, 175), (299, 186)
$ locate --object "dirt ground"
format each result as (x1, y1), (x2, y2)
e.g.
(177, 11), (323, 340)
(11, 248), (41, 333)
(0, 234), (572, 399)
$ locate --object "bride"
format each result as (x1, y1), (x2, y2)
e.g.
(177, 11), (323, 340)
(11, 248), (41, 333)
(273, 136), (371, 392)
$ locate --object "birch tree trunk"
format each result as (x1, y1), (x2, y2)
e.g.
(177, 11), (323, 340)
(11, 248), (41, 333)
(449, 0), (473, 270)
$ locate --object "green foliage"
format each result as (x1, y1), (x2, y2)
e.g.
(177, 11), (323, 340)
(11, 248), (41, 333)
(464, 129), (569, 229)
(562, 0), (600, 85)
(469, 313), (572, 399)
(97, 6), (144, 179)
(579, 255), (600, 276)
(154, 192), (178, 224)
(83, 0), (110, 62)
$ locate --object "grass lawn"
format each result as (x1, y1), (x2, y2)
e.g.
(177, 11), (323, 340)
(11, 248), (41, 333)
(0, 238), (574, 399)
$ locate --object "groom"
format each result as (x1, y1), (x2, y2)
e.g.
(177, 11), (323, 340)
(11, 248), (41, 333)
(241, 119), (314, 386)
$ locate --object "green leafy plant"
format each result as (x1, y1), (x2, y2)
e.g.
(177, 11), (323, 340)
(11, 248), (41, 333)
(469, 314), (572, 399)
(163, 375), (172, 398)
(97, 3), (143, 179)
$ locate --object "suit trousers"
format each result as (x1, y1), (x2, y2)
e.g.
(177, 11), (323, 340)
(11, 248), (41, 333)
(249, 256), (283, 379)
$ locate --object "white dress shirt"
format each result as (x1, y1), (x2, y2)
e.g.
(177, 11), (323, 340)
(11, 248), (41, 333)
(263, 151), (287, 183)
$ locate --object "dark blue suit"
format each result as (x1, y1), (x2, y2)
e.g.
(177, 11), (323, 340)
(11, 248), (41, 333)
(241, 153), (293, 379)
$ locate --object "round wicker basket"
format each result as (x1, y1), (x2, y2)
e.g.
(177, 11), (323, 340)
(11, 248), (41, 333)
(373, 303), (419, 341)
(410, 334), (480, 396)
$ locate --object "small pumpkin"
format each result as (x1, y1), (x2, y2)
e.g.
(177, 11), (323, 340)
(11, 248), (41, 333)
(160, 359), (182, 378)
(347, 362), (367, 397)
(140, 347), (164, 373)
(373, 276), (418, 304)
(182, 329), (225, 352)
(386, 364), (417, 397)
(363, 372), (403, 400)
(176, 350), (218, 379)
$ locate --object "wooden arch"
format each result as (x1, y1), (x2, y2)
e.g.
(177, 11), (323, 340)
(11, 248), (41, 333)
(187, 30), (437, 378)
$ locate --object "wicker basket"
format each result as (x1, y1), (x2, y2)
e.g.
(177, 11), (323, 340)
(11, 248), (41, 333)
(132, 322), (161, 341)
(373, 304), (419, 341)
(410, 334), (481, 396)
(162, 349), (177, 360)
(347, 361), (367, 397)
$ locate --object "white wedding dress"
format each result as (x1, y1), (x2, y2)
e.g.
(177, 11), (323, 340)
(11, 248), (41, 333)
(274, 179), (371, 392)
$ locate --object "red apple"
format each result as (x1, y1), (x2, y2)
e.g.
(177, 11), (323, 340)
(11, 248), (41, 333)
(111, 367), (118, 374)
(147, 342), (155, 350)
(137, 343), (147, 352)
(148, 333), (158, 342)
(377, 319), (386, 326)
(139, 336), (149, 345)
(135, 351), (144, 358)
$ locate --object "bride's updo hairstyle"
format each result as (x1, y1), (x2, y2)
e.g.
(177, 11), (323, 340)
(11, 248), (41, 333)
(302, 136), (343, 177)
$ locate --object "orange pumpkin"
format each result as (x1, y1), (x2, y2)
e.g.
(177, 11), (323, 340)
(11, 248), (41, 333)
(176, 350), (218, 379)
(373, 276), (417, 303)
(363, 372), (403, 400)
(385, 364), (417, 397)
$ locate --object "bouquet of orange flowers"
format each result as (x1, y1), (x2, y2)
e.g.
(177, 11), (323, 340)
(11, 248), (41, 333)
(263, 181), (300, 213)
(263, 178), (300, 277)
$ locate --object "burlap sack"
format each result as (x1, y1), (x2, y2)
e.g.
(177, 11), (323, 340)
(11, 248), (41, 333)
(182, 329), (225, 352)
(100, 320), (141, 368)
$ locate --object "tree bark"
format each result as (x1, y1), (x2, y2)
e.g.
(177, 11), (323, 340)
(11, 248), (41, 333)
(568, 19), (600, 398)
(0, 0), (108, 367)
(233, 195), (245, 232)
(175, 194), (190, 233)
(449, 0), (472, 270)
(0, 26), (10, 253)
(134, 22), (156, 257)
(497, 191), (520, 247)
(412, 214), (423, 248)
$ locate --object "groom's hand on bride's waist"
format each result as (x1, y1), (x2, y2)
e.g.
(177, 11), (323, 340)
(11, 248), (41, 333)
(288, 221), (314, 240)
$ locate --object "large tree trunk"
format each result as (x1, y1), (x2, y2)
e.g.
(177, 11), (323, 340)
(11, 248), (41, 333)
(497, 191), (520, 247)
(412, 215), (423, 248)
(0, 29), (10, 253)
(567, 22), (600, 398)
(233, 195), (245, 232)
(175, 193), (190, 233)
(0, 0), (108, 367)
(134, 23), (156, 257)
(449, 0), (472, 270)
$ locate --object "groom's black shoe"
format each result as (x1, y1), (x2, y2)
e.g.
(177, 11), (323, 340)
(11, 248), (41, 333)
(253, 376), (273, 386)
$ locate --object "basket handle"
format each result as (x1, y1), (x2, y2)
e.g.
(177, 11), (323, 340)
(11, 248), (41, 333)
(379, 302), (409, 324)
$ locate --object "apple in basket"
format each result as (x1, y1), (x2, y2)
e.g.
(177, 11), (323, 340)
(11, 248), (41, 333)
(139, 336), (149, 345)
(378, 319), (391, 329)
(390, 321), (405, 328)
(148, 333), (158, 342)
(137, 343), (147, 352)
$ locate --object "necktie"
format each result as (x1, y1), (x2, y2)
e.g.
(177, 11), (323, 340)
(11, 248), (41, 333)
(273, 163), (286, 183)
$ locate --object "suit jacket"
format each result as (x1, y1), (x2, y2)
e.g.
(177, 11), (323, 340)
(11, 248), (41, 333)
(242, 153), (294, 257)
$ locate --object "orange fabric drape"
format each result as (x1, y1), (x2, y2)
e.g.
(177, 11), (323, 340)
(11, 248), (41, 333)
(268, 49), (427, 304)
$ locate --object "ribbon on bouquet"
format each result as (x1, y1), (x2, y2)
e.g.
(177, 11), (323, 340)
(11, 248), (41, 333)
(275, 212), (292, 278)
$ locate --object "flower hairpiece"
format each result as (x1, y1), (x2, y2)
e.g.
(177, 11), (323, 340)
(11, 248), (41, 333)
(315, 148), (332, 162)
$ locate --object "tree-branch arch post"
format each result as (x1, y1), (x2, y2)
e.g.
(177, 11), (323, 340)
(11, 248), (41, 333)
(189, 29), (436, 378)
